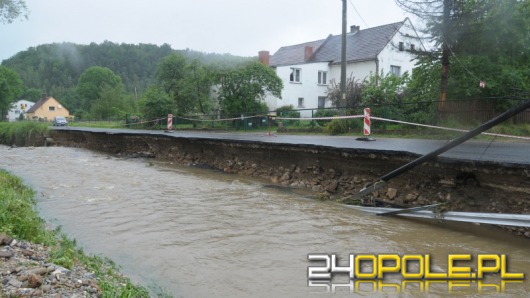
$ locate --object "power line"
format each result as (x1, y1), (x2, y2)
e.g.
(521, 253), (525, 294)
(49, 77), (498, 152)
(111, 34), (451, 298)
(348, 0), (369, 28)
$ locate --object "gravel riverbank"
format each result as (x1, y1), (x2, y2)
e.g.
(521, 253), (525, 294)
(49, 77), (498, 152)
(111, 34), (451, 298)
(1, 234), (101, 297)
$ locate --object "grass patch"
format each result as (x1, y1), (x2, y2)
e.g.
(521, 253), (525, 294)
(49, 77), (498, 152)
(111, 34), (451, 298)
(0, 122), (49, 146)
(69, 121), (125, 129)
(487, 123), (530, 136)
(0, 169), (162, 297)
(0, 170), (51, 243)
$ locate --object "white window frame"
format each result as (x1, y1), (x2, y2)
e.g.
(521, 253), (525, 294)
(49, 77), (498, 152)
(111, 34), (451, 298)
(318, 71), (328, 85)
(290, 68), (301, 83)
(390, 65), (401, 77)
(318, 96), (326, 109)
(298, 97), (305, 108)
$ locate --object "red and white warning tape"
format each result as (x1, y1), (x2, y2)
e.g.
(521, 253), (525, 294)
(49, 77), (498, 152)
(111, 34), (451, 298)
(121, 111), (529, 141)
(371, 116), (530, 141)
(275, 115), (364, 121)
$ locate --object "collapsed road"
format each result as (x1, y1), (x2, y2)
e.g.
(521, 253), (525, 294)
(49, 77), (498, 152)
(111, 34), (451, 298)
(46, 126), (530, 236)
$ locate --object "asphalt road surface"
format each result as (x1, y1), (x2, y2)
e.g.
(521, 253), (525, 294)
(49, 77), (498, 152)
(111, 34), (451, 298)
(53, 127), (530, 166)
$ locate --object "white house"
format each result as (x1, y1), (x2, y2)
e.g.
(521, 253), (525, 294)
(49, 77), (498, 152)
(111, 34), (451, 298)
(7, 100), (35, 122)
(260, 18), (422, 116)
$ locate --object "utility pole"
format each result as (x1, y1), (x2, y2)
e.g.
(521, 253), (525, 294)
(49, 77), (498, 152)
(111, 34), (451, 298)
(439, 0), (451, 113)
(341, 0), (347, 108)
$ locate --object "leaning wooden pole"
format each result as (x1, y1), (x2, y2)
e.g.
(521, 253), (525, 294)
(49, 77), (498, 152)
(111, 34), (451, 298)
(353, 99), (530, 199)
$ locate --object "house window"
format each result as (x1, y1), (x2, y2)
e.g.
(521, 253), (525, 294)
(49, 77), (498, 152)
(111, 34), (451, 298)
(49, 106), (55, 111)
(318, 97), (326, 109)
(290, 68), (301, 83)
(410, 44), (415, 51)
(15, 110), (20, 114)
(390, 65), (401, 77)
(298, 98), (305, 108)
(318, 71), (328, 85)
(398, 42), (404, 51)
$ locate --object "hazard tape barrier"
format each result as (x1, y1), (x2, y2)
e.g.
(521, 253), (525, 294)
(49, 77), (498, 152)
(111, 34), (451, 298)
(177, 114), (265, 122)
(371, 116), (530, 141)
(275, 115), (364, 121)
(114, 111), (529, 141)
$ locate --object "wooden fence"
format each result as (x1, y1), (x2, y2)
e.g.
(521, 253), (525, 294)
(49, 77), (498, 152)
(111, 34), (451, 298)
(438, 100), (530, 124)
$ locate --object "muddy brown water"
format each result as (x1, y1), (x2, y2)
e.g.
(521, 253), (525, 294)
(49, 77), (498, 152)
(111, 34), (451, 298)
(1, 146), (528, 297)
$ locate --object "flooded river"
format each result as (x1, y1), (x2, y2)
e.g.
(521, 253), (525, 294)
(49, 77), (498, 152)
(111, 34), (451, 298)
(1, 146), (528, 297)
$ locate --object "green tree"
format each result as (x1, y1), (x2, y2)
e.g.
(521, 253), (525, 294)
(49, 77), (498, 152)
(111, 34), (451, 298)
(0, 0), (28, 24)
(22, 88), (42, 102)
(396, 0), (530, 101)
(362, 72), (410, 106)
(0, 66), (24, 120)
(76, 66), (125, 118)
(361, 71), (411, 121)
(138, 86), (174, 122)
(326, 75), (363, 108)
(90, 84), (133, 119)
(217, 62), (282, 115)
(155, 53), (190, 114)
(180, 60), (216, 114)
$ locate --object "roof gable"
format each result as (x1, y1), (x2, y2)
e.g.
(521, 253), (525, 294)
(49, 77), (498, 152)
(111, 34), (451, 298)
(25, 96), (68, 114)
(26, 98), (49, 113)
(270, 20), (406, 66)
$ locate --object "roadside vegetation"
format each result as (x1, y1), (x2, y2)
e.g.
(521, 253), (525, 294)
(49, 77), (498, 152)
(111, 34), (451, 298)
(0, 169), (159, 297)
(0, 121), (49, 146)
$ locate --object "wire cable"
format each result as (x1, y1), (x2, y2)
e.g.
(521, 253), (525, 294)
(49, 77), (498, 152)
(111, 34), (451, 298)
(348, 0), (369, 28)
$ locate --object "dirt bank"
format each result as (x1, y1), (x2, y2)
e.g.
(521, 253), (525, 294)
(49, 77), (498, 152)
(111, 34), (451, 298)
(49, 130), (530, 237)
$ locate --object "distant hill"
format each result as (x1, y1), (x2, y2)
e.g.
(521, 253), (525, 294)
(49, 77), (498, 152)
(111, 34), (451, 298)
(1, 42), (254, 104)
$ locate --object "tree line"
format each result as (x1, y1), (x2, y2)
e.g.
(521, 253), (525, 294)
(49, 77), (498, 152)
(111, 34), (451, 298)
(0, 42), (284, 121)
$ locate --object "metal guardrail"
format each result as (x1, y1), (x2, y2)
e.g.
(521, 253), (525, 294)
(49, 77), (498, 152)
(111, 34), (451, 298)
(347, 206), (530, 228)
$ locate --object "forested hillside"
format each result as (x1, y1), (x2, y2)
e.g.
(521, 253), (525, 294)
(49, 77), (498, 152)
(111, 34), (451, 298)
(1, 42), (254, 116)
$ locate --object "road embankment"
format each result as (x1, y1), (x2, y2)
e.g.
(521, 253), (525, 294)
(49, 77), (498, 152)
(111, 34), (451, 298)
(48, 129), (530, 237)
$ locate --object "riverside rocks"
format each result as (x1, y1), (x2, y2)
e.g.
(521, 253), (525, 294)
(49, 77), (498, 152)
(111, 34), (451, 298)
(0, 234), (101, 298)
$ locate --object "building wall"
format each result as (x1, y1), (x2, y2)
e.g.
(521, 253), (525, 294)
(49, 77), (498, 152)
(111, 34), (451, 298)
(377, 20), (418, 77)
(7, 100), (35, 122)
(329, 60), (377, 84)
(26, 97), (70, 121)
(274, 62), (331, 117)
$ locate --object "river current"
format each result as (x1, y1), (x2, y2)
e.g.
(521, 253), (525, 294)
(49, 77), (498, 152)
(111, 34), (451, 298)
(0, 146), (528, 297)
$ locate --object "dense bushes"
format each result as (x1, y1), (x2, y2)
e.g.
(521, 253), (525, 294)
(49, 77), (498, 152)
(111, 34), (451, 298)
(276, 105), (300, 126)
(313, 109), (338, 126)
(323, 118), (361, 135)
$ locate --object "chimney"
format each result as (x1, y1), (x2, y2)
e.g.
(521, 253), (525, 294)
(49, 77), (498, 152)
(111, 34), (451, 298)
(350, 25), (360, 34)
(304, 46), (313, 61)
(41, 93), (48, 100)
(258, 51), (270, 65)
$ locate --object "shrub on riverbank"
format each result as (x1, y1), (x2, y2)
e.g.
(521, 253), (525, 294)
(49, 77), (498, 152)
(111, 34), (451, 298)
(0, 122), (49, 146)
(0, 169), (154, 297)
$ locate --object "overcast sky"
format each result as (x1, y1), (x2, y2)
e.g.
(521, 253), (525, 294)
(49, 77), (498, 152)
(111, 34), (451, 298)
(1, 0), (413, 62)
